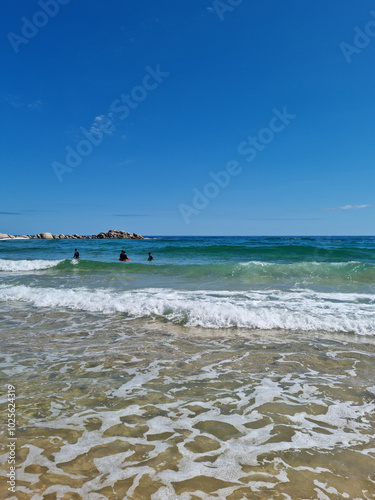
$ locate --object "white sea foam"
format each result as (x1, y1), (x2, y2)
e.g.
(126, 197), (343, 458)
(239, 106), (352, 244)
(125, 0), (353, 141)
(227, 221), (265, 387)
(6, 326), (375, 499)
(0, 284), (374, 335)
(17, 358), (375, 498)
(0, 259), (62, 272)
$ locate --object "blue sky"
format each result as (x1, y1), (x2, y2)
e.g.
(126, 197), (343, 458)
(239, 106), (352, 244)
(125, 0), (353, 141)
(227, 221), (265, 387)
(1, 0), (374, 236)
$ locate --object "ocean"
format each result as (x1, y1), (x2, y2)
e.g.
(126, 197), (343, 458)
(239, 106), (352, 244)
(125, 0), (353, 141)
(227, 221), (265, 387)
(0, 236), (374, 499)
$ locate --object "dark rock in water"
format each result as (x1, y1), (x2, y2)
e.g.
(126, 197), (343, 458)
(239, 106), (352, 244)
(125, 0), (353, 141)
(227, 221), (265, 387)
(90, 229), (143, 239)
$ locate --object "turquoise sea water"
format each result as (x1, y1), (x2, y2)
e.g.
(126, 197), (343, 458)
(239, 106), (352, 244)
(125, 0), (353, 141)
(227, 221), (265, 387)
(1, 236), (374, 333)
(0, 236), (375, 498)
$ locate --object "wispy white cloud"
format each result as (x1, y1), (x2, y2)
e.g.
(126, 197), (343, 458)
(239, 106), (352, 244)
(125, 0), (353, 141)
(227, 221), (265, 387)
(114, 159), (133, 167)
(90, 113), (115, 135)
(2, 94), (23, 108)
(323, 204), (371, 211)
(113, 214), (148, 217)
(3, 95), (43, 111)
(246, 218), (319, 221)
(27, 99), (43, 111)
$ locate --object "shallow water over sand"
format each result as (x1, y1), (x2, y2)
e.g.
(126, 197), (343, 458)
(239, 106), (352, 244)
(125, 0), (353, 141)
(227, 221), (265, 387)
(1, 307), (375, 499)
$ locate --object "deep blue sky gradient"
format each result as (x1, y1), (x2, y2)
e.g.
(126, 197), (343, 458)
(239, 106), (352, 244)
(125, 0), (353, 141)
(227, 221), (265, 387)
(1, 0), (374, 235)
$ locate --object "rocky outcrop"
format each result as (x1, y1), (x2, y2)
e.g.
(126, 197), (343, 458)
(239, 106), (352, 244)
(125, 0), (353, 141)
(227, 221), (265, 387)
(93, 229), (144, 239)
(1, 230), (144, 240)
(0, 233), (26, 239)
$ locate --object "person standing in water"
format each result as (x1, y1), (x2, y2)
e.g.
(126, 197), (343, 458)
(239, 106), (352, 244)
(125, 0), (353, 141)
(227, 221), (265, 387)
(73, 249), (79, 259)
(119, 250), (128, 261)
(147, 252), (154, 261)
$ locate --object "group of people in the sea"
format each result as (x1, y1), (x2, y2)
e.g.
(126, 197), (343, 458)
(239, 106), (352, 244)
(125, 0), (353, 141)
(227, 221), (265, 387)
(119, 251), (153, 262)
(73, 249), (154, 262)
